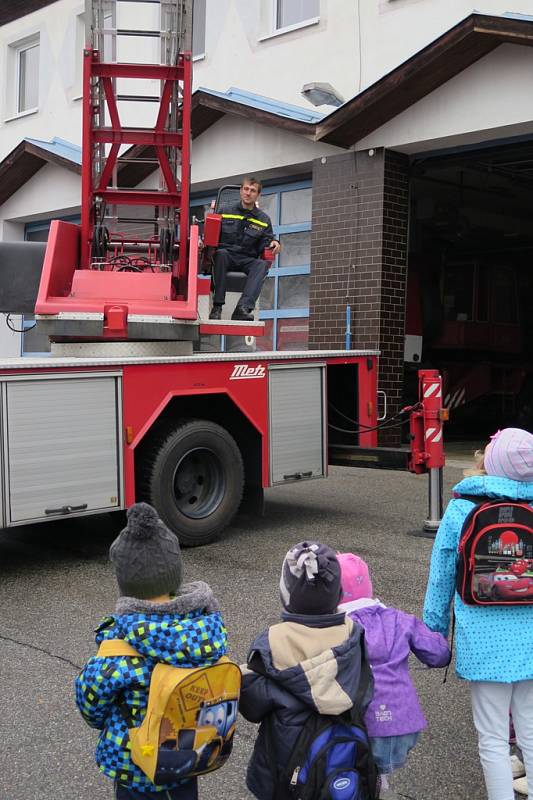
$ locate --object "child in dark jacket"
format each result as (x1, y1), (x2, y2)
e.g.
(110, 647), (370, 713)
(239, 541), (375, 800)
(337, 553), (450, 799)
(75, 503), (227, 800)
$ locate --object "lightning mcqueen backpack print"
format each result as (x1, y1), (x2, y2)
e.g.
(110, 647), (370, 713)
(456, 499), (533, 605)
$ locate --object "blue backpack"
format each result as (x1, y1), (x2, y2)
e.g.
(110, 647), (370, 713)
(269, 708), (377, 800)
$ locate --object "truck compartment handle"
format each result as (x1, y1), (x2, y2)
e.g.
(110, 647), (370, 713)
(44, 503), (89, 516)
(283, 471), (313, 480)
(377, 390), (387, 421)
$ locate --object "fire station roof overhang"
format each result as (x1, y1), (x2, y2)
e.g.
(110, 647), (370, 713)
(0, 0), (56, 26)
(191, 86), (322, 139)
(0, 138), (81, 207)
(315, 12), (533, 149)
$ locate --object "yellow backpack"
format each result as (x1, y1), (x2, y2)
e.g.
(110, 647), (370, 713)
(97, 639), (241, 785)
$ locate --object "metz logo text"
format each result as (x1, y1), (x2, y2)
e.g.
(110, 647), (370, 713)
(230, 364), (266, 380)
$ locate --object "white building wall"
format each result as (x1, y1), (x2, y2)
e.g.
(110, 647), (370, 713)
(0, 316), (25, 358)
(190, 116), (341, 189)
(360, 1), (533, 90)
(355, 44), (533, 154)
(3, 1), (533, 163)
(1, 1), (533, 233)
(0, 163), (81, 222)
(0, 0), (84, 161)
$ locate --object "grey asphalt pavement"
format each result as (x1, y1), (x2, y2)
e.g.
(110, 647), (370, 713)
(0, 463), (491, 800)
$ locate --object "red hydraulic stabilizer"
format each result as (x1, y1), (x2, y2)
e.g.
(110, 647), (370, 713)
(35, 0), (198, 340)
(408, 369), (448, 474)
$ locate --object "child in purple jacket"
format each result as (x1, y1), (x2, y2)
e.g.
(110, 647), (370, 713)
(338, 553), (450, 799)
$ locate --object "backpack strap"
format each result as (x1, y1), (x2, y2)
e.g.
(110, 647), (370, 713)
(454, 494), (487, 504)
(95, 639), (144, 729)
(455, 494), (509, 505)
(352, 630), (373, 715)
(96, 639), (142, 658)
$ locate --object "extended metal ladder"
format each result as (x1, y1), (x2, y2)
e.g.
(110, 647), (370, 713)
(35, 0), (263, 342)
(81, 0), (193, 284)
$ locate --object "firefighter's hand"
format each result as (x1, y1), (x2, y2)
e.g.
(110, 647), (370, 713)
(269, 240), (281, 256)
(198, 237), (205, 252)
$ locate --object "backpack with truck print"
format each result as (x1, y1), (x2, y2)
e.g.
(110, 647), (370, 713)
(456, 498), (533, 605)
(97, 639), (241, 785)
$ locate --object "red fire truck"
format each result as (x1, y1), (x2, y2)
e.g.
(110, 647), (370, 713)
(0, 0), (444, 546)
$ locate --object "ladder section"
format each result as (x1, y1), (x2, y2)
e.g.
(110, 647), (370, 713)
(81, 0), (193, 290)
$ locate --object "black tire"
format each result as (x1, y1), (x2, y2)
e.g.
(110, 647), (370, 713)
(140, 419), (244, 546)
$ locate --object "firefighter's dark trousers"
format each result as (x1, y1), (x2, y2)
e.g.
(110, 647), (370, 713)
(212, 248), (269, 310)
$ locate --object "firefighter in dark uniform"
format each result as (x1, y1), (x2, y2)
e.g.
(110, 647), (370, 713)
(209, 176), (280, 321)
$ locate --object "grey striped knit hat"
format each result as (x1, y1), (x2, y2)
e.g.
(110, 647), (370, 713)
(280, 541), (341, 615)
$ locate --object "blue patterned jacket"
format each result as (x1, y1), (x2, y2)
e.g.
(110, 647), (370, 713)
(75, 582), (227, 793)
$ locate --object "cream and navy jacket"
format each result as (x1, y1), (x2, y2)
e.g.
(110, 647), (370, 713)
(239, 610), (373, 800)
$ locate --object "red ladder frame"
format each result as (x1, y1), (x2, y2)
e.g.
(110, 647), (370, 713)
(80, 46), (192, 286)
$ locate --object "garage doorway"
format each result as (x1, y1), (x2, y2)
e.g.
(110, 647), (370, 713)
(408, 138), (533, 435)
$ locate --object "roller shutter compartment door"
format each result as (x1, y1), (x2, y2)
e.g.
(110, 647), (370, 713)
(269, 364), (325, 484)
(4, 375), (121, 524)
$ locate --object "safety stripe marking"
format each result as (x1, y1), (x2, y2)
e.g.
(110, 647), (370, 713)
(425, 427), (443, 442)
(424, 383), (440, 398)
(221, 214), (268, 227)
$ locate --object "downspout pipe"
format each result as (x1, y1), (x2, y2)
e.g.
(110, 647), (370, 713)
(345, 304), (351, 350)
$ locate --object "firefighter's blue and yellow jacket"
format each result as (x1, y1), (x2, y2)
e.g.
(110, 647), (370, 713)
(218, 201), (274, 258)
(75, 582), (227, 793)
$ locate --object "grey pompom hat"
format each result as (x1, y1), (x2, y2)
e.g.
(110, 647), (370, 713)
(109, 502), (182, 599)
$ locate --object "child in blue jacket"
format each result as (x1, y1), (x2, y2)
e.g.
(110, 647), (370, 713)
(75, 503), (227, 799)
(423, 428), (533, 800)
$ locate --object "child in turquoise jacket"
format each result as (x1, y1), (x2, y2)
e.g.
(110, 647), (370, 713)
(423, 428), (533, 800)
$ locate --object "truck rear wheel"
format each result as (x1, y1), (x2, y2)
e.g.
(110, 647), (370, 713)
(141, 419), (244, 546)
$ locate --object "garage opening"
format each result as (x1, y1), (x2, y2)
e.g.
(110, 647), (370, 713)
(408, 139), (533, 436)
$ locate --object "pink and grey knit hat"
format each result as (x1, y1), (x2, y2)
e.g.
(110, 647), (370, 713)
(484, 428), (533, 483)
(337, 553), (373, 604)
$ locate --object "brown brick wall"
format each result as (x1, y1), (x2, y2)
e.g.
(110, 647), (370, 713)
(309, 148), (409, 445)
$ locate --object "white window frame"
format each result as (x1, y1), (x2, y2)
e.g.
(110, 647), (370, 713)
(73, 11), (86, 101)
(5, 33), (40, 121)
(15, 36), (40, 115)
(272, 0), (320, 34)
(192, 0), (206, 60)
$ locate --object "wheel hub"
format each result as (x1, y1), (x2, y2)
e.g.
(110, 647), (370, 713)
(173, 447), (226, 519)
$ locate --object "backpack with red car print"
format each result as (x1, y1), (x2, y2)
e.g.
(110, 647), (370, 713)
(456, 498), (533, 605)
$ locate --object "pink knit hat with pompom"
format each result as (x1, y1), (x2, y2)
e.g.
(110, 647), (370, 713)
(337, 553), (373, 603)
(484, 428), (533, 482)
